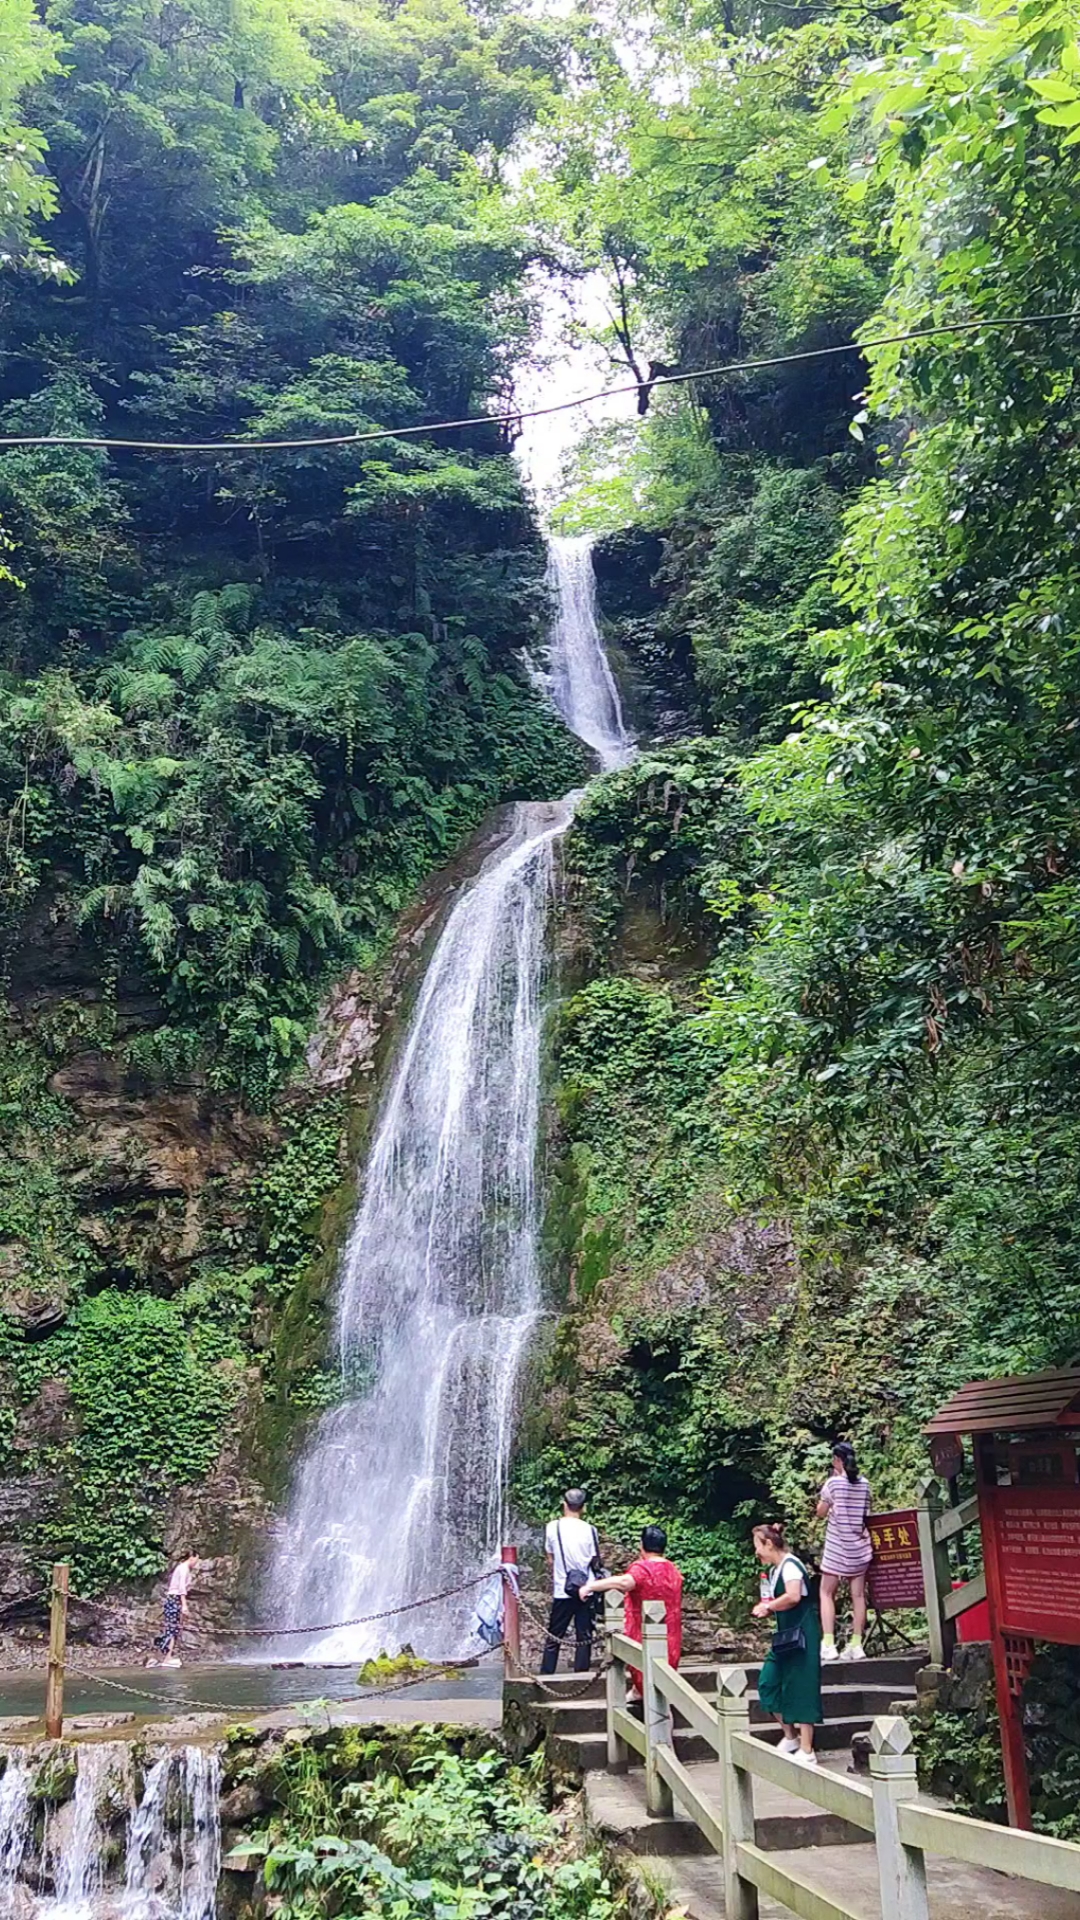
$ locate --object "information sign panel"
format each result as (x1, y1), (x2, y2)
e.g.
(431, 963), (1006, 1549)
(866, 1508), (925, 1610)
(988, 1485), (1080, 1643)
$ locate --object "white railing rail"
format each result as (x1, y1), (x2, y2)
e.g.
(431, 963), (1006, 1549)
(601, 1594), (1080, 1920)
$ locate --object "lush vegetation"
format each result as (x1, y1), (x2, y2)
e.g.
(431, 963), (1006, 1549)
(519, 0), (1080, 1649)
(232, 1727), (629, 1920)
(0, 0), (586, 1589)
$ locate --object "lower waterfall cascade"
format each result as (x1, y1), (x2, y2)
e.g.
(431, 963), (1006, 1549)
(0, 1743), (221, 1920)
(268, 532), (633, 1661)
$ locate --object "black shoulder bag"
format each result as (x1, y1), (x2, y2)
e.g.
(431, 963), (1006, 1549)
(771, 1557), (809, 1658)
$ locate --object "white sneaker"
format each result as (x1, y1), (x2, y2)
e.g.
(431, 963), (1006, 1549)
(778, 1736), (800, 1754)
(841, 1644), (867, 1662)
(794, 1750), (819, 1767)
(821, 1643), (840, 1662)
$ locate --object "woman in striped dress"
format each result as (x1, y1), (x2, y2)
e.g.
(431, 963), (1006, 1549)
(816, 1442), (872, 1662)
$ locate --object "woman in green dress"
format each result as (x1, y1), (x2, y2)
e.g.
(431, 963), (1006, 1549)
(752, 1522), (822, 1766)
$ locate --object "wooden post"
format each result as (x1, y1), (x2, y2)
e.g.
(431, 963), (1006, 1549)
(915, 1476), (954, 1670)
(500, 1546), (520, 1672)
(869, 1715), (931, 1920)
(641, 1600), (674, 1817)
(716, 1666), (758, 1920)
(604, 1591), (629, 1771)
(45, 1562), (68, 1740)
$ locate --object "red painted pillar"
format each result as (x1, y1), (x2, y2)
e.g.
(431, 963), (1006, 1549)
(501, 1546), (520, 1671)
(977, 1441), (1034, 1828)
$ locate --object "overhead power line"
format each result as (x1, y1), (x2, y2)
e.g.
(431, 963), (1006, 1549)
(0, 310), (1075, 457)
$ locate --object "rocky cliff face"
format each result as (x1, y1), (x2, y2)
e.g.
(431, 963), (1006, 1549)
(0, 810), (516, 1655)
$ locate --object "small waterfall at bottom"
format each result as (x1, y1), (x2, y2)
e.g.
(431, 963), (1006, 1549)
(125, 1748), (221, 1920)
(0, 1744), (221, 1920)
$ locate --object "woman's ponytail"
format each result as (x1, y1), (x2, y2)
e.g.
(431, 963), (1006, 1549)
(833, 1441), (859, 1484)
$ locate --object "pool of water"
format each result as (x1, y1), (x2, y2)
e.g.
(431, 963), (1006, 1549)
(0, 1657), (502, 1722)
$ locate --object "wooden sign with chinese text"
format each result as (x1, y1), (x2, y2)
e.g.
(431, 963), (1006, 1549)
(866, 1508), (925, 1610)
(984, 1485), (1080, 1643)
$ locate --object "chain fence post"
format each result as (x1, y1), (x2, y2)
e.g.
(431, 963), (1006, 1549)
(869, 1714), (931, 1920)
(500, 1546), (520, 1671)
(717, 1665), (758, 1920)
(45, 1563), (68, 1740)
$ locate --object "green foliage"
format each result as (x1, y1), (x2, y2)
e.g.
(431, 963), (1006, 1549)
(250, 1735), (625, 1920)
(11, 1291), (235, 1591)
(1, 584), (583, 1097)
(912, 1709), (1008, 1826)
(0, 0), (60, 266)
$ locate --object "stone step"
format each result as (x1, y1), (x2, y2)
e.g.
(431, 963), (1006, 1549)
(554, 1708), (877, 1773)
(584, 1757), (868, 1859)
(507, 1650), (924, 1704)
(535, 1681), (909, 1739)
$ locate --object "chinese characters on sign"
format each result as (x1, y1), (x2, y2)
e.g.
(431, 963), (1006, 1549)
(991, 1487), (1080, 1642)
(866, 1507), (925, 1611)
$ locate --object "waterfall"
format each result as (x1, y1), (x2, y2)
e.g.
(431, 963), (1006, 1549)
(269, 534), (631, 1661)
(0, 1756), (31, 1914)
(125, 1747), (221, 1920)
(547, 535), (633, 772)
(0, 1743), (220, 1920)
(45, 1744), (132, 1915)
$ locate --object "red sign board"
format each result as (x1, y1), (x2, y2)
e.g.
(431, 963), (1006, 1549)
(987, 1485), (1080, 1643)
(866, 1508), (925, 1611)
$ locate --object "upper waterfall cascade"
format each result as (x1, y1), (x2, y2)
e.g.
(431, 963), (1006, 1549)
(269, 536), (632, 1661)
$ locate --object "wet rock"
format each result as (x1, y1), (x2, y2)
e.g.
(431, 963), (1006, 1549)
(219, 1780), (271, 1823)
(30, 1748), (77, 1804)
(66, 1728), (136, 1743)
(1, 1291), (69, 1336)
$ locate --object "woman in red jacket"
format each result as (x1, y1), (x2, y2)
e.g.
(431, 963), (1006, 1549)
(581, 1524), (683, 1692)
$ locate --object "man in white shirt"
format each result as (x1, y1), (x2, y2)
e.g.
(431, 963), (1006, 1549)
(541, 1489), (599, 1674)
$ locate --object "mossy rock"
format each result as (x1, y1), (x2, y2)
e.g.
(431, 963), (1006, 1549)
(29, 1747), (77, 1804)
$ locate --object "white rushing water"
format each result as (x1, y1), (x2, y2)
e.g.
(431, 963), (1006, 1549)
(0, 1756), (31, 1915)
(125, 1748), (221, 1920)
(45, 1744), (131, 1916)
(269, 535), (631, 1662)
(0, 1743), (220, 1920)
(546, 536), (633, 770)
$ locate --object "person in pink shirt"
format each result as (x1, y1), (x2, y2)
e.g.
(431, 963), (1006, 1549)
(150, 1551), (199, 1667)
(581, 1525), (683, 1693)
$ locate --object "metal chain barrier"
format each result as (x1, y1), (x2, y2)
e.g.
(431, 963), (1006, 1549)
(511, 1586), (610, 1696)
(59, 1571), (494, 1643)
(65, 1647), (499, 1717)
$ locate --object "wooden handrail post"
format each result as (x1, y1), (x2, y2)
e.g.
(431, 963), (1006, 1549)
(641, 1600), (674, 1817)
(869, 1715), (930, 1920)
(500, 1546), (520, 1671)
(915, 1476), (954, 1669)
(45, 1562), (69, 1740)
(604, 1592), (629, 1771)
(717, 1666), (758, 1920)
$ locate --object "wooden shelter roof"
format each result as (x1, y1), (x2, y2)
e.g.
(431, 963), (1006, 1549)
(925, 1366), (1080, 1435)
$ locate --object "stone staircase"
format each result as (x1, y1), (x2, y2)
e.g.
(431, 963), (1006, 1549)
(504, 1652), (925, 1856)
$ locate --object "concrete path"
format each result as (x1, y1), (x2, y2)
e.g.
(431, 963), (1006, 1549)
(649, 1846), (1080, 1920)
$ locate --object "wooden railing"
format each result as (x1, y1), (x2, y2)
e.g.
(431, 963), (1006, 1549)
(602, 1595), (1080, 1920)
(914, 1476), (985, 1667)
